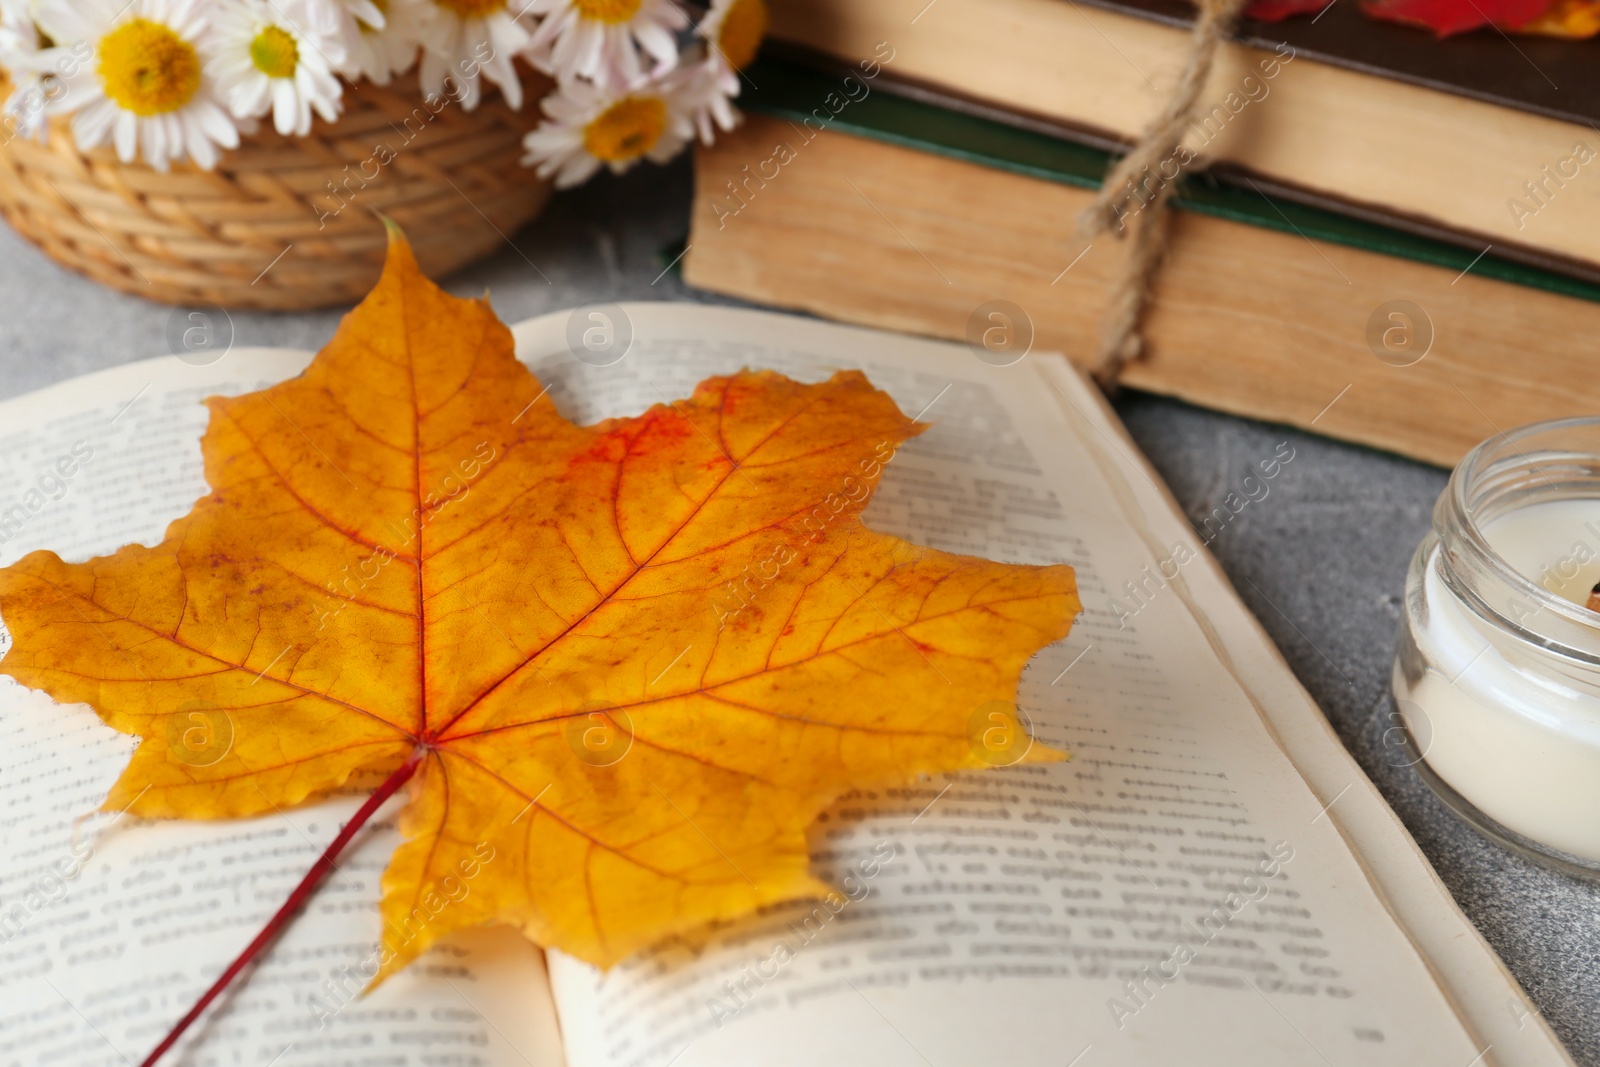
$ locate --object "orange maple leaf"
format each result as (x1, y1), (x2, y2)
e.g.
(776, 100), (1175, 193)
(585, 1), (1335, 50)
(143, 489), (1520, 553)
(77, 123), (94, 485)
(0, 232), (1078, 1017)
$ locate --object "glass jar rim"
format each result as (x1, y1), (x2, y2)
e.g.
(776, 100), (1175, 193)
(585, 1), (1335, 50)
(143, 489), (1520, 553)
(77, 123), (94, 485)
(1441, 415), (1600, 662)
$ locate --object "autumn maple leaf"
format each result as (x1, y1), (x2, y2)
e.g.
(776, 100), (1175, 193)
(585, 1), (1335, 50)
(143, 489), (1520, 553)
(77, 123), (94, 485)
(0, 230), (1078, 1059)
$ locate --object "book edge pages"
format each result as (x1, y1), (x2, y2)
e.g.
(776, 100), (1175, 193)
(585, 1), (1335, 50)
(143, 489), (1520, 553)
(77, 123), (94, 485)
(682, 118), (1600, 470)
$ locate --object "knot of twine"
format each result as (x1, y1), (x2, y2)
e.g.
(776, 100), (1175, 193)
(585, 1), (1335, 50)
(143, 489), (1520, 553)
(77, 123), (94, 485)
(1076, 0), (1249, 389)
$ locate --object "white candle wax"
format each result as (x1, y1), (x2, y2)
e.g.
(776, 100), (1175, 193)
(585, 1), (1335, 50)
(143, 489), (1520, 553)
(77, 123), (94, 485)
(1485, 499), (1600, 608)
(1398, 498), (1600, 863)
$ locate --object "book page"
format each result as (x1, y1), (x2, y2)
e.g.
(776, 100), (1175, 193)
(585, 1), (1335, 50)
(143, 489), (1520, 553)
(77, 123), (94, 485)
(0, 352), (566, 1067)
(505, 304), (1571, 1067)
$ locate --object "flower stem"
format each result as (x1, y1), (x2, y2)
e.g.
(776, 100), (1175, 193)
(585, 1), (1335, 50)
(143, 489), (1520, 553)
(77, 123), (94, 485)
(138, 752), (423, 1067)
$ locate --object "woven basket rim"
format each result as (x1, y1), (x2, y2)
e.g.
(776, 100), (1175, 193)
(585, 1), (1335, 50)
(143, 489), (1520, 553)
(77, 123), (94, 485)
(0, 68), (555, 310)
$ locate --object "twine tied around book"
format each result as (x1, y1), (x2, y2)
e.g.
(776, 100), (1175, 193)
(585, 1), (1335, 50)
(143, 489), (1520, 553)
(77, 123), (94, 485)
(1076, 0), (1249, 388)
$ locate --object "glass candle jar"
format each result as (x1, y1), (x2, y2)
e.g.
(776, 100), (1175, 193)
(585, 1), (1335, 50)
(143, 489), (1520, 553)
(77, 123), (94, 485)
(1394, 416), (1600, 876)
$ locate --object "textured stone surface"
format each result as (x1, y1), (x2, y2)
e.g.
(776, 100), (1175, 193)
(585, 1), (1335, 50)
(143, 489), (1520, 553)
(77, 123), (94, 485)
(2, 158), (1593, 1064)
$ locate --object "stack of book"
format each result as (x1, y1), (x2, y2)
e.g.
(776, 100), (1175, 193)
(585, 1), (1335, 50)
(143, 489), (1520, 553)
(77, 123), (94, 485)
(684, 0), (1600, 465)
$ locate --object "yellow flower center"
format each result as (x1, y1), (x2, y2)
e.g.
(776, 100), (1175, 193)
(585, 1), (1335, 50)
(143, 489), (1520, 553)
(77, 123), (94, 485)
(583, 96), (665, 162)
(433, 0), (506, 18)
(249, 25), (298, 78)
(572, 0), (641, 24)
(97, 18), (201, 116)
(715, 0), (767, 71)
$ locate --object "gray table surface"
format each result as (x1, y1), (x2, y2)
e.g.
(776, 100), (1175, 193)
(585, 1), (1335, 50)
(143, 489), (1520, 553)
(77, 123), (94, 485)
(2, 159), (1595, 1065)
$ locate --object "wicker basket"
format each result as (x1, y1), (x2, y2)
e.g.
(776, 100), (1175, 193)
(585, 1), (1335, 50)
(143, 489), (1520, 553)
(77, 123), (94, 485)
(0, 72), (555, 310)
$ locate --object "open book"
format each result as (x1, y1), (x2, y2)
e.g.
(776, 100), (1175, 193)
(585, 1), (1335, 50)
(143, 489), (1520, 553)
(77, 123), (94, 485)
(0, 304), (1571, 1067)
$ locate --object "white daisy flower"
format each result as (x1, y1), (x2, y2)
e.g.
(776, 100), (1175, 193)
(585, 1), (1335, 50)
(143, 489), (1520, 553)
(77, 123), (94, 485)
(286, 0), (384, 70)
(0, 0), (40, 64)
(678, 0), (762, 143)
(208, 0), (343, 136)
(338, 0), (426, 84)
(417, 0), (531, 110)
(34, 0), (241, 171)
(521, 72), (692, 187)
(522, 0), (685, 88)
(671, 56), (740, 146)
(0, 0), (92, 140)
(695, 0), (764, 85)
(1, 0), (50, 140)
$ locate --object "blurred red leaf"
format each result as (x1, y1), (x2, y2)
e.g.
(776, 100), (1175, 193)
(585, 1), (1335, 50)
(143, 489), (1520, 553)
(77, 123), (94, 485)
(1361, 0), (1550, 35)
